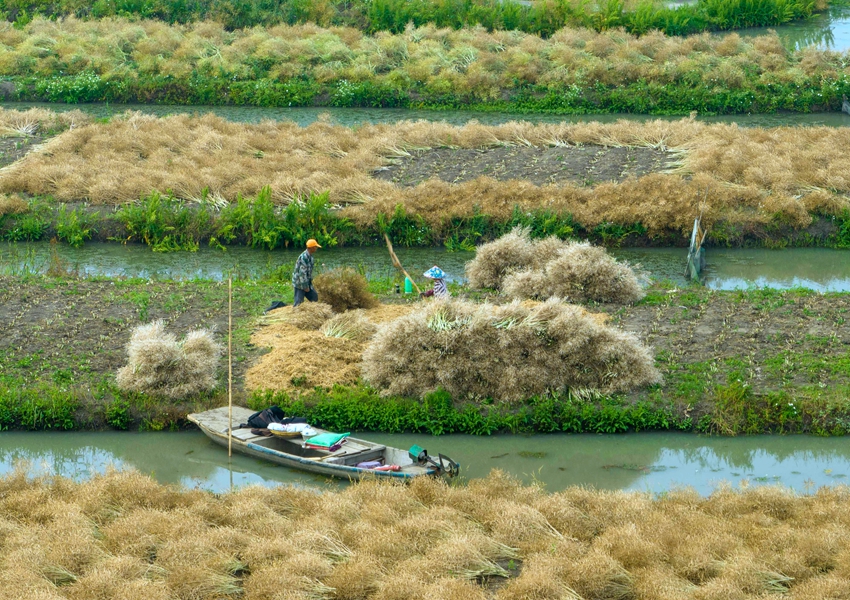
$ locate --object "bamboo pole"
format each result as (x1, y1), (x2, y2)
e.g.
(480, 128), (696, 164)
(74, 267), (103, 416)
(383, 233), (423, 295)
(228, 275), (233, 458)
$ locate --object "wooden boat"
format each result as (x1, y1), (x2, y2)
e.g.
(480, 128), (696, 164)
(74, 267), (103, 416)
(188, 406), (459, 481)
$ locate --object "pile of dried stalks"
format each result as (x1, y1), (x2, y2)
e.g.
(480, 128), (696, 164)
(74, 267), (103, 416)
(467, 228), (645, 303)
(0, 107), (90, 137)
(3, 112), (849, 234)
(362, 299), (660, 401)
(3, 468), (850, 600)
(313, 267), (379, 313)
(115, 320), (222, 399)
(247, 303), (412, 393)
(0, 194), (26, 217)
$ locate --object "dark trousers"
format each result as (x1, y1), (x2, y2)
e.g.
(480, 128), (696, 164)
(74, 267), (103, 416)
(293, 286), (318, 307)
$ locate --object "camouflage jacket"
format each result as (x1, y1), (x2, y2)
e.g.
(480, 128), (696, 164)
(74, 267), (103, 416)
(291, 250), (314, 290)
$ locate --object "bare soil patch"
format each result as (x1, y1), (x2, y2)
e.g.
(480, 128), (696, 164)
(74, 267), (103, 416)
(373, 145), (677, 187)
(0, 134), (50, 169)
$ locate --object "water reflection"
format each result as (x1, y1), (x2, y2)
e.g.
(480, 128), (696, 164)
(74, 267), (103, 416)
(2, 431), (850, 495)
(4, 242), (850, 292)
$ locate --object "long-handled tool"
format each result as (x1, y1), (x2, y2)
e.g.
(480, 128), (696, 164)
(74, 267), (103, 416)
(384, 233), (423, 295)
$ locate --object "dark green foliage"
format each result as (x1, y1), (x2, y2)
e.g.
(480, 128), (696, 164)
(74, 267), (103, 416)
(56, 205), (97, 248)
(0, 0), (822, 37)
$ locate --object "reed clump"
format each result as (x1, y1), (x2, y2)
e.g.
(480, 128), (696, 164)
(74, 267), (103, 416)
(467, 229), (645, 303)
(313, 267), (379, 313)
(5, 470), (850, 600)
(362, 298), (660, 401)
(115, 320), (222, 399)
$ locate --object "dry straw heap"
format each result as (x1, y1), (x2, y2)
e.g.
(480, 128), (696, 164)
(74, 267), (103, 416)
(363, 298), (660, 402)
(247, 303), (413, 393)
(313, 267), (380, 313)
(466, 228), (646, 303)
(3, 468), (850, 600)
(116, 320), (222, 399)
(2, 110), (849, 235)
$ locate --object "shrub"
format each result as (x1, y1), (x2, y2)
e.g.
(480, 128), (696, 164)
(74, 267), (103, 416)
(362, 298), (661, 402)
(116, 320), (222, 399)
(313, 267), (379, 313)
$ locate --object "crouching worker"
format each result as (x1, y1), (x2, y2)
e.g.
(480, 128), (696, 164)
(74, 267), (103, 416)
(421, 265), (449, 298)
(292, 238), (321, 307)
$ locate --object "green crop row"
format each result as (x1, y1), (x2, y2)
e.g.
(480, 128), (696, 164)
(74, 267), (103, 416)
(0, 0), (825, 37)
(4, 193), (850, 251)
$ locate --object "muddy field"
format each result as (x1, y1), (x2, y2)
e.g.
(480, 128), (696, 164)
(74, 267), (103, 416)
(373, 145), (678, 187)
(3, 277), (848, 417)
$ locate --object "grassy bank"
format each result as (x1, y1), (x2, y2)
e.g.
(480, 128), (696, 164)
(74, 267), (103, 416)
(0, 0), (826, 37)
(1, 18), (849, 114)
(3, 110), (850, 249)
(2, 274), (850, 435)
(5, 469), (850, 598)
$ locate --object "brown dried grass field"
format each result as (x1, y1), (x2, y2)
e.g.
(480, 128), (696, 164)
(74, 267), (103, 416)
(2, 108), (850, 234)
(2, 468), (850, 599)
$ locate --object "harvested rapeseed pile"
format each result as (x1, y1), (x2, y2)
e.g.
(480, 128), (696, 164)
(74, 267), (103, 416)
(267, 301), (335, 330)
(247, 303), (413, 393)
(362, 298), (660, 402)
(467, 229), (644, 304)
(0, 194), (27, 217)
(6, 468), (850, 600)
(313, 267), (379, 313)
(116, 320), (222, 399)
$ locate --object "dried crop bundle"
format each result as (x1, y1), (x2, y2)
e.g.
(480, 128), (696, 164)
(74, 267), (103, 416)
(0, 194), (27, 217)
(116, 320), (222, 399)
(468, 229), (644, 303)
(362, 299), (660, 402)
(286, 302), (335, 330)
(313, 267), (379, 313)
(321, 310), (377, 342)
(503, 241), (646, 304)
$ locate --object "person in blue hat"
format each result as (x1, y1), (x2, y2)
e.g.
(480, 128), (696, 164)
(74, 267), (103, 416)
(421, 265), (449, 298)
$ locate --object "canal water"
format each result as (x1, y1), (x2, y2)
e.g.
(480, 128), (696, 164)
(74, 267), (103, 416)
(1, 430), (848, 495)
(3, 243), (850, 292)
(5, 101), (850, 128)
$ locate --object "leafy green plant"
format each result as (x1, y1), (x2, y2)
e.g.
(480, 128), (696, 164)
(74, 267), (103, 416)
(56, 205), (97, 247)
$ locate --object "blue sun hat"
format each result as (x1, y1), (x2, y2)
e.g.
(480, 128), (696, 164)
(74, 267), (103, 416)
(424, 266), (445, 279)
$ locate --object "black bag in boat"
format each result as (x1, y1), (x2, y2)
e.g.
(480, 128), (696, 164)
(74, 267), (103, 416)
(245, 406), (307, 429)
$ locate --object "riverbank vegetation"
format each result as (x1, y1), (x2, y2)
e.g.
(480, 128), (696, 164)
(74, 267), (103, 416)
(2, 110), (850, 249)
(3, 468), (850, 599)
(0, 0), (827, 37)
(1, 18), (848, 113)
(2, 274), (850, 435)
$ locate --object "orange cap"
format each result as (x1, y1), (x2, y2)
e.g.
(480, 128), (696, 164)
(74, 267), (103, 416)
(306, 239), (322, 248)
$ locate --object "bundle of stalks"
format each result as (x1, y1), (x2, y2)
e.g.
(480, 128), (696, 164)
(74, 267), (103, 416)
(261, 302), (334, 330)
(115, 320), (222, 399)
(313, 267), (379, 313)
(467, 229), (644, 303)
(0, 193), (27, 217)
(362, 298), (660, 401)
(0, 107), (90, 137)
(320, 310), (377, 342)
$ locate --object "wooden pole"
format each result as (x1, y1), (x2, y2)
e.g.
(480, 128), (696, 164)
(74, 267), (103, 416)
(228, 276), (233, 458)
(383, 233), (423, 295)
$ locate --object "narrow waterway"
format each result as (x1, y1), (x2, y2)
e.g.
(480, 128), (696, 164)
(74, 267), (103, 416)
(4, 101), (850, 128)
(1, 431), (848, 495)
(3, 243), (850, 292)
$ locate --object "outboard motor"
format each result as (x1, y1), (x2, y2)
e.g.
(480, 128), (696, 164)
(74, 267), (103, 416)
(409, 444), (460, 478)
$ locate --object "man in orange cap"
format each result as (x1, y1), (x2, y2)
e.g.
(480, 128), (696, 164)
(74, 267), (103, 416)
(292, 238), (321, 307)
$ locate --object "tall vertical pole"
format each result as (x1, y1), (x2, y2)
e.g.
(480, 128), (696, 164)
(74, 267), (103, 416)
(228, 276), (233, 458)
